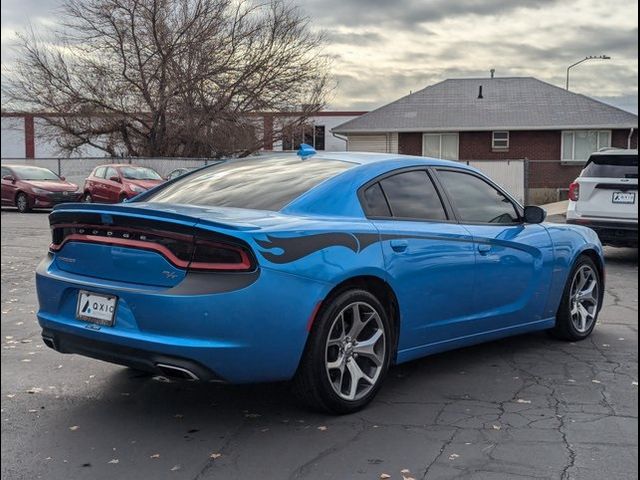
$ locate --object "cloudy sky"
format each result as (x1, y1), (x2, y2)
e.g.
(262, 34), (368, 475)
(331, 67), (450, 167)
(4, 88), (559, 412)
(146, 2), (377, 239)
(1, 0), (638, 113)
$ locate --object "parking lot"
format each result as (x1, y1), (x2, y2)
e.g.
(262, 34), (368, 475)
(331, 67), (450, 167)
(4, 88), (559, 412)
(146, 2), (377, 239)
(1, 209), (637, 480)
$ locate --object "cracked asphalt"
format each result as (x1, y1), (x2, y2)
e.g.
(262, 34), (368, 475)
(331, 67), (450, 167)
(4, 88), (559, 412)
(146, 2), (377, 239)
(1, 210), (637, 480)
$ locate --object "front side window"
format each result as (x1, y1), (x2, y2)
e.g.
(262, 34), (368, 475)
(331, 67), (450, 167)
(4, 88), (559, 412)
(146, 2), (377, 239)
(376, 170), (447, 220)
(562, 130), (611, 162)
(105, 167), (119, 180)
(438, 170), (520, 224)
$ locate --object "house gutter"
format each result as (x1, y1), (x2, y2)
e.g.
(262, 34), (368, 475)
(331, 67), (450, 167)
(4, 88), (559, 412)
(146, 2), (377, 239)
(332, 131), (349, 147)
(629, 127), (635, 149)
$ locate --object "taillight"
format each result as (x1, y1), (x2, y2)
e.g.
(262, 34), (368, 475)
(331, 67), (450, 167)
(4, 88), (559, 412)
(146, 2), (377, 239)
(569, 182), (580, 202)
(189, 238), (253, 271)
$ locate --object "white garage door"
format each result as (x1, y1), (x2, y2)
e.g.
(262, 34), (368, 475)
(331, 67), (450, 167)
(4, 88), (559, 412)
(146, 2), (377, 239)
(347, 135), (390, 153)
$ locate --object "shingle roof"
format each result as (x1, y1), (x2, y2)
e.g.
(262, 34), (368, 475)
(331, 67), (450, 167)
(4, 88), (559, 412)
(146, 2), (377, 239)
(332, 77), (638, 133)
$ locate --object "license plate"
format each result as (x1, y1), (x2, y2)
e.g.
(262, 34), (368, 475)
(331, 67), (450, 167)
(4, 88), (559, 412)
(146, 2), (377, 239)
(612, 192), (636, 204)
(76, 291), (117, 326)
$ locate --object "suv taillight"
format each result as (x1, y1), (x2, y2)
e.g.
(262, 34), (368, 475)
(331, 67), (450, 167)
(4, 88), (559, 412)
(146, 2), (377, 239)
(569, 182), (580, 202)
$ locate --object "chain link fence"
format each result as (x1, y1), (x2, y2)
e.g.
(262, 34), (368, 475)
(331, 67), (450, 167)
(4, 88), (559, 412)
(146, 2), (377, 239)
(0, 157), (224, 188)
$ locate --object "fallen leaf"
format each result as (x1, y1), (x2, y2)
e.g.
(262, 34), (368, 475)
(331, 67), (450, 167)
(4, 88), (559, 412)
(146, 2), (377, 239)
(150, 454), (160, 459)
(170, 465), (181, 471)
(591, 380), (602, 384)
(210, 453), (222, 459)
(449, 454), (460, 460)
(69, 426), (79, 431)
(26, 388), (43, 394)
(107, 459), (119, 464)
(516, 399), (531, 404)
(492, 425), (501, 430)
(380, 475), (391, 479)
(632, 381), (638, 386)
(401, 469), (411, 474)
(317, 426), (328, 431)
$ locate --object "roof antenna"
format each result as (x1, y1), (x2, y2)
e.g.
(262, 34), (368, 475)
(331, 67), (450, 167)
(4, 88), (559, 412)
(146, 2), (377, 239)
(490, 69), (495, 78)
(478, 85), (484, 99)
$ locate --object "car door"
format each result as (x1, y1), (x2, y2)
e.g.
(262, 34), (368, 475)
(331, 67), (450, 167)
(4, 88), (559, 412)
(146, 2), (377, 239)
(103, 167), (122, 203)
(1, 166), (15, 205)
(88, 167), (106, 202)
(361, 169), (477, 351)
(434, 168), (554, 331)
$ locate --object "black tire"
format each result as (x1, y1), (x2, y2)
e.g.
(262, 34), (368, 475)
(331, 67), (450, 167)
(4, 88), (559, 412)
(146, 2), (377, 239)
(292, 289), (393, 414)
(551, 255), (602, 341)
(15, 192), (31, 213)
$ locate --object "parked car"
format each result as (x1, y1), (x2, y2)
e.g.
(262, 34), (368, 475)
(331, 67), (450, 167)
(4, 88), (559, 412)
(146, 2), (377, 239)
(567, 149), (638, 248)
(166, 167), (194, 180)
(83, 164), (164, 203)
(37, 149), (604, 413)
(1, 164), (82, 213)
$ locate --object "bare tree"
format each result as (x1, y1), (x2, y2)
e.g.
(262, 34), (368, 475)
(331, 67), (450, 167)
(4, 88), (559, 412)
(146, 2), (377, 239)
(2, 0), (331, 157)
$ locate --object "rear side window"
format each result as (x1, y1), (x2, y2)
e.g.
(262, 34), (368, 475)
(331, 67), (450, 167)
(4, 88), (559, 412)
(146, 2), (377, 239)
(1, 167), (11, 177)
(146, 156), (353, 211)
(376, 170), (447, 220)
(438, 170), (519, 224)
(105, 167), (119, 180)
(94, 167), (107, 178)
(362, 183), (391, 217)
(582, 154), (638, 179)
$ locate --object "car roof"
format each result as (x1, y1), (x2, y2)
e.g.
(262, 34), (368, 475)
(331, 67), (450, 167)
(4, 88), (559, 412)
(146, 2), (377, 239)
(590, 148), (638, 156)
(310, 151), (466, 168)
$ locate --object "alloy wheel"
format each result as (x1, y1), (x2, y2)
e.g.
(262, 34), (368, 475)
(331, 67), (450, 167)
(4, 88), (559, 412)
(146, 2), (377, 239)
(569, 265), (600, 333)
(325, 301), (386, 401)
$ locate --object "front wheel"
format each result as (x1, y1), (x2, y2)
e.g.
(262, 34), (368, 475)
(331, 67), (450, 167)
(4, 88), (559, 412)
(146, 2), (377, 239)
(292, 289), (392, 414)
(15, 193), (31, 213)
(552, 255), (602, 341)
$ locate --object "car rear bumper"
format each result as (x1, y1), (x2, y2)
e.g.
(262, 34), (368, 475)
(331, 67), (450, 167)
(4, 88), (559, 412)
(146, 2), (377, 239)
(36, 255), (329, 383)
(567, 218), (638, 246)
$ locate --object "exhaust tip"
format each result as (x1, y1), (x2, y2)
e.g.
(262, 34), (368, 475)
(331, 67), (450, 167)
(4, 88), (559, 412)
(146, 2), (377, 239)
(42, 335), (57, 350)
(156, 363), (199, 381)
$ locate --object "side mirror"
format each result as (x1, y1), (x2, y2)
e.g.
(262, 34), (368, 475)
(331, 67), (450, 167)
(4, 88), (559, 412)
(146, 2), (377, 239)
(60, 176), (66, 181)
(2, 175), (16, 183)
(109, 175), (121, 183)
(523, 205), (547, 224)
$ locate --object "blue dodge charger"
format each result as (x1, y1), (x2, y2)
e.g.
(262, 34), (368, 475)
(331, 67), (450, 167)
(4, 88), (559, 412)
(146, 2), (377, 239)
(36, 149), (605, 413)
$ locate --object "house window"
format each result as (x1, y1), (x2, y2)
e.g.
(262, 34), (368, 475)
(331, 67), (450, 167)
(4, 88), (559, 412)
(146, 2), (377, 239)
(492, 131), (509, 150)
(562, 130), (611, 162)
(282, 124), (325, 151)
(422, 133), (459, 160)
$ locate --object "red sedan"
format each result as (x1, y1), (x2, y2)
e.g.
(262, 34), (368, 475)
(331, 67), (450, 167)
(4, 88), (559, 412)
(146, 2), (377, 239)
(82, 164), (165, 203)
(1, 164), (83, 213)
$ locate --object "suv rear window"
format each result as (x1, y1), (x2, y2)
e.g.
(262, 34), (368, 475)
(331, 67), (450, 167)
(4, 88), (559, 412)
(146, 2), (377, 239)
(145, 156), (353, 211)
(582, 154), (638, 179)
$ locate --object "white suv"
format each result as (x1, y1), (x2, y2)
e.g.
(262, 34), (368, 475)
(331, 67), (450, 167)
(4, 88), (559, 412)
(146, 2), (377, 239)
(567, 149), (638, 248)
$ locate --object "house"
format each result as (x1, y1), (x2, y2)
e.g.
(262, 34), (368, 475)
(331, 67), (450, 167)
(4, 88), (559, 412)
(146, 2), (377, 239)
(332, 77), (638, 204)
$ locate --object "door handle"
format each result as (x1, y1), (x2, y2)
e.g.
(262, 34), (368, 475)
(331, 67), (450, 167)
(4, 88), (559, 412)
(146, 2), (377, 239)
(477, 244), (492, 255)
(390, 239), (408, 253)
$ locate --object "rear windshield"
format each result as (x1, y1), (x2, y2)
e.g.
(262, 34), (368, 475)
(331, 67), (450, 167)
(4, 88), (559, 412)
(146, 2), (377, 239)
(144, 156), (353, 210)
(12, 166), (60, 181)
(582, 154), (638, 179)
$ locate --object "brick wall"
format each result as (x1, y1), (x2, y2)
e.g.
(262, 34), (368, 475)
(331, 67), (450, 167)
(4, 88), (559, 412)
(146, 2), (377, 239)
(398, 132), (422, 155)
(400, 128), (637, 193)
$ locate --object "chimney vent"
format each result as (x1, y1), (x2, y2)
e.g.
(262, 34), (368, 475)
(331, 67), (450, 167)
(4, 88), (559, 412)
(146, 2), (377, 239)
(478, 85), (484, 99)
(490, 69), (495, 78)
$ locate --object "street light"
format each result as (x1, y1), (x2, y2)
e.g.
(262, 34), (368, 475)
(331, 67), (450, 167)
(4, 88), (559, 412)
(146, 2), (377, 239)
(566, 55), (611, 90)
